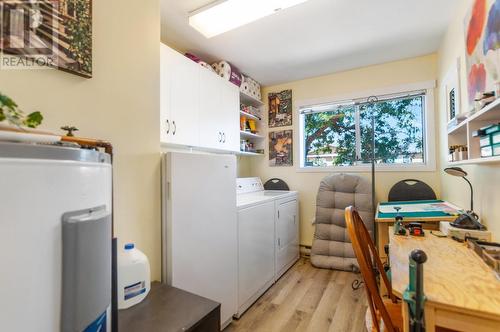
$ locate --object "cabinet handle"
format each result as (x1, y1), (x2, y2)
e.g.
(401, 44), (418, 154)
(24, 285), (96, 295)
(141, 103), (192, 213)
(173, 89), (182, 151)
(222, 132), (226, 143)
(166, 119), (170, 134)
(278, 238), (281, 247)
(172, 121), (176, 135)
(218, 132), (222, 142)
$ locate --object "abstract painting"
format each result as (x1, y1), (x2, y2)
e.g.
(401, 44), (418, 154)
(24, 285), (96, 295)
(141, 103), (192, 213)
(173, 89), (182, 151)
(1, 0), (92, 77)
(269, 130), (293, 167)
(464, 0), (500, 110)
(269, 89), (293, 128)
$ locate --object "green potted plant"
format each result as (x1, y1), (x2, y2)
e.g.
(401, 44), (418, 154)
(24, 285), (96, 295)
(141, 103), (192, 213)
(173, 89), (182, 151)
(0, 92), (43, 128)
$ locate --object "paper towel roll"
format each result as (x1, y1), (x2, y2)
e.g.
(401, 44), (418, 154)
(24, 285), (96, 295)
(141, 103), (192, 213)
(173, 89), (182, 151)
(211, 62), (220, 73)
(240, 82), (250, 94)
(239, 74), (262, 100)
(185, 52), (201, 63)
(220, 71), (231, 80)
(241, 75), (261, 95)
(184, 54), (218, 74)
(216, 61), (242, 87)
(199, 61), (215, 73)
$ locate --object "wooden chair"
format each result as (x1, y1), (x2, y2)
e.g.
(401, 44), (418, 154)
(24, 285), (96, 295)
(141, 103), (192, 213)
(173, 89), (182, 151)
(345, 206), (403, 332)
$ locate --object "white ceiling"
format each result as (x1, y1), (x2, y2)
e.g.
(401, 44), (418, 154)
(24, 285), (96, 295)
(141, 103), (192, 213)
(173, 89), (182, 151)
(161, 0), (462, 86)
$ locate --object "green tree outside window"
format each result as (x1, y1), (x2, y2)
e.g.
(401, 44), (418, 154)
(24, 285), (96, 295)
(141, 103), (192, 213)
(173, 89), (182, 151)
(303, 96), (424, 167)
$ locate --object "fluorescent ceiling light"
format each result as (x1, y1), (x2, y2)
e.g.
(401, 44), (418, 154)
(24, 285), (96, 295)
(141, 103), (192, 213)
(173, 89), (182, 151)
(189, 0), (309, 38)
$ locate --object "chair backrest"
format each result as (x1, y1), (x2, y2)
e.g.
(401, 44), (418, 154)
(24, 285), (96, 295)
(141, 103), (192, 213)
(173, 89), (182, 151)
(345, 206), (398, 332)
(310, 174), (373, 271)
(263, 178), (290, 191)
(388, 179), (436, 202)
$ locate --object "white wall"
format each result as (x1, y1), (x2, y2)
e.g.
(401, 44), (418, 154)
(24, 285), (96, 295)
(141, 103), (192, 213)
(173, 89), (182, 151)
(437, 0), (500, 240)
(245, 54), (441, 246)
(0, 0), (162, 279)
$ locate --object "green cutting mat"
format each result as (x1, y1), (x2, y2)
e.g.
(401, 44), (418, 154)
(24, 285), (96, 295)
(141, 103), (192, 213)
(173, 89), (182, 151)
(377, 200), (459, 219)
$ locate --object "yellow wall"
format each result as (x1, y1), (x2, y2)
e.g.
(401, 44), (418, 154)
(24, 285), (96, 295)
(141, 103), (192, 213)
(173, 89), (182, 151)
(3, 0), (493, 282)
(0, 0), (162, 279)
(246, 54), (441, 246)
(437, 1), (500, 240)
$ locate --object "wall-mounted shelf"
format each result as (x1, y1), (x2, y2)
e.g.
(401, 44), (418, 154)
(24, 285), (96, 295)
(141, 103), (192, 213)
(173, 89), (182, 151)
(240, 111), (261, 121)
(466, 98), (500, 122)
(447, 120), (467, 136)
(238, 151), (264, 156)
(447, 98), (500, 165)
(448, 155), (500, 165)
(240, 91), (263, 107)
(239, 90), (265, 156)
(240, 131), (264, 139)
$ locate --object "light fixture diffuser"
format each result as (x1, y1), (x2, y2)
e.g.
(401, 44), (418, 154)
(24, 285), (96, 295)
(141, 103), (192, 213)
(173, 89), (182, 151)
(189, 0), (309, 38)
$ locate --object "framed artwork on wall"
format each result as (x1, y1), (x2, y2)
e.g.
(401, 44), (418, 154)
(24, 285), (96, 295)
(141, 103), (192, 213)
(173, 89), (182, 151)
(1, 0), (92, 78)
(442, 57), (462, 122)
(269, 130), (293, 167)
(269, 89), (293, 128)
(464, 0), (500, 110)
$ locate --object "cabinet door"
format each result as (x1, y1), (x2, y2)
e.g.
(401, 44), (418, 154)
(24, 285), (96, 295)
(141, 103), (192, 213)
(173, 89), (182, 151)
(167, 47), (200, 146)
(198, 69), (224, 150)
(276, 199), (299, 277)
(160, 44), (171, 143)
(220, 81), (240, 152)
(160, 43), (240, 152)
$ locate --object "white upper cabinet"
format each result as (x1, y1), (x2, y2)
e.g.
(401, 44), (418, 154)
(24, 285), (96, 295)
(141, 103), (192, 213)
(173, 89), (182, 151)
(160, 44), (170, 144)
(160, 44), (199, 146)
(199, 70), (240, 152)
(219, 81), (240, 152)
(198, 68), (224, 150)
(160, 43), (239, 152)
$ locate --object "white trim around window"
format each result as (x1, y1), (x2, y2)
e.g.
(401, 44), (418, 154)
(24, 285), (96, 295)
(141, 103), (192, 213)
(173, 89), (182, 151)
(296, 80), (437, 173)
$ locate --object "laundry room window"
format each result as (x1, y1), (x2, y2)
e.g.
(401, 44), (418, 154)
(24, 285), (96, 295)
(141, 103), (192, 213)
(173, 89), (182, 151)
(298, 86), (435, 171)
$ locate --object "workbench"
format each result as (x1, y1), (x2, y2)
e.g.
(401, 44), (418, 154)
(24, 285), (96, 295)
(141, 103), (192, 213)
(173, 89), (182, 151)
(389, 227), (500, 331)
(375, 200), (461, 260)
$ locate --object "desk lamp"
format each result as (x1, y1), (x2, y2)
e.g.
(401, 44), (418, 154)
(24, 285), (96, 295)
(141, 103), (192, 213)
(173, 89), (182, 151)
(443, 167), (485, 230)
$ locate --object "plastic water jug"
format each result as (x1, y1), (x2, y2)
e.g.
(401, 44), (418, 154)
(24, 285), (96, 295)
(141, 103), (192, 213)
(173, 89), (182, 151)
(118, 243), (151, 309)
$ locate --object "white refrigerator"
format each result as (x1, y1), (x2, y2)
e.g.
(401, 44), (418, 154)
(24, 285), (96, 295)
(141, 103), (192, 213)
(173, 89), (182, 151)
(162, 152), (237, 328)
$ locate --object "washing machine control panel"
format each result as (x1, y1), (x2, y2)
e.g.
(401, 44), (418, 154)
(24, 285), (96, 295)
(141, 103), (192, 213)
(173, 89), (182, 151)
(236, 177), (264, 194)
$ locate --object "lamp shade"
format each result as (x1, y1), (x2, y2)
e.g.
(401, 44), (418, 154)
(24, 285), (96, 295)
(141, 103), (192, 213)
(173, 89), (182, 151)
(444, 167), (467, 177)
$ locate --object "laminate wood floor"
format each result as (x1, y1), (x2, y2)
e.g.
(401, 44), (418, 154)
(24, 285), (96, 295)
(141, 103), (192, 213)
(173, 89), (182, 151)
(225, 258), (368, 332)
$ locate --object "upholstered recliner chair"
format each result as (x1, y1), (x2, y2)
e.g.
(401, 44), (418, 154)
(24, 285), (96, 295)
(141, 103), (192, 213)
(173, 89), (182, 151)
(310, 173), (373, 271)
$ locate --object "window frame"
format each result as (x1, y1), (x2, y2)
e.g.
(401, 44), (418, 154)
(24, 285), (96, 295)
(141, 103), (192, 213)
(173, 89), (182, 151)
(297, 81), (436, 172)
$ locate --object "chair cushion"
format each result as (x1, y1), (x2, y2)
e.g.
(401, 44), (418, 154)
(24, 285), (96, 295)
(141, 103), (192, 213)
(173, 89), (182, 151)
(311, 174), (373, 271)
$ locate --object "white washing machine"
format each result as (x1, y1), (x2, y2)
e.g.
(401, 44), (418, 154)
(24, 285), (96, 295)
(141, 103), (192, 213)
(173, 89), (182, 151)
(236, 177), (299, 318)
